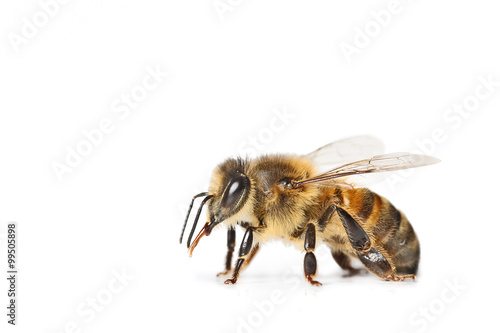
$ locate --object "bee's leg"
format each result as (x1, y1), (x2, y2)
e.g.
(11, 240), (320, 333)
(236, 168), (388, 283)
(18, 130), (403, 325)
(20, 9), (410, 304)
(224, 228), (254, 285)
(240, 243), (260, 272)
(304, 223), (322, 286)
(218, 242), (260, 277)
(217, 227), (236, 277)
(336, 207), (415, 281)
(331, 251), (363, 276)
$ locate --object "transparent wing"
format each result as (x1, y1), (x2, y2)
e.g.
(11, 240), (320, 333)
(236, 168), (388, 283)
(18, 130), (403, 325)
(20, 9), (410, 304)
(305, 135), (385, 171)
(294, 152), (440, 188)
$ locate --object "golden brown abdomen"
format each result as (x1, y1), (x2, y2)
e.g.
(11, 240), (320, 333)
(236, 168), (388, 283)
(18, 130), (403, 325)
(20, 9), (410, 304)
(327, 187), (420, 274)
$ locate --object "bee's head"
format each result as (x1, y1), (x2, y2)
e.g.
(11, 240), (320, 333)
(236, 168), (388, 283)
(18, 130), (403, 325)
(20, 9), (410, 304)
(180, 158), (253, 256)
(207, 158), (251, 225)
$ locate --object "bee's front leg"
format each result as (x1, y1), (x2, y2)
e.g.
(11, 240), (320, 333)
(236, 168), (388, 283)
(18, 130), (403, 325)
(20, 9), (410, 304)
(304, 223), (322, 286)
(217, 227), (236, 277)
(224, 227), (254, 284)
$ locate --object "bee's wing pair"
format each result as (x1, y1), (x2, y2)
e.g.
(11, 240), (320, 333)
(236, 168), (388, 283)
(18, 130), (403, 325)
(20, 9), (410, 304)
(300, 136), (440, 188)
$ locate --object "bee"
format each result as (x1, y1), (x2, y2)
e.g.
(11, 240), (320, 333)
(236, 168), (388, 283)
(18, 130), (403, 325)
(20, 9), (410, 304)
(179, 136), (439, 285)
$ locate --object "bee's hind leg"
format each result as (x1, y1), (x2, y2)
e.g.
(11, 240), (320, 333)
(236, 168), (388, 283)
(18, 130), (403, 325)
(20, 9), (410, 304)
(331, 251), (364, 277)
(335, 207), (415, 281)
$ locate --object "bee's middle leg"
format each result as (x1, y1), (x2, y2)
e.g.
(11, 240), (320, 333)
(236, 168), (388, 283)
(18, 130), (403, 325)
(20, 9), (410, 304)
(304, 223), (322, 286)
(336, 207), (415, 281)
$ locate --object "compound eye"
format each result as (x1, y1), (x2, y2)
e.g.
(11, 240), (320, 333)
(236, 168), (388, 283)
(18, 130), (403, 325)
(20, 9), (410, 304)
(221, 175), (247, 209)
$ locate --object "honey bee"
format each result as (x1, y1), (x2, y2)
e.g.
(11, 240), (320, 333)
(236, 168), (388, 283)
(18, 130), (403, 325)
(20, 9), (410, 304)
(179, 136), (439, 285)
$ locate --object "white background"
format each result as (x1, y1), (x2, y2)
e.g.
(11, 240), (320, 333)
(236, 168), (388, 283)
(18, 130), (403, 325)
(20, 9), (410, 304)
(1, 1), (499, 332)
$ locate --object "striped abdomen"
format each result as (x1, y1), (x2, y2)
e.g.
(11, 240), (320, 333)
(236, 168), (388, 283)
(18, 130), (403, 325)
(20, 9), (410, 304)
(329, 186), (420, 274)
